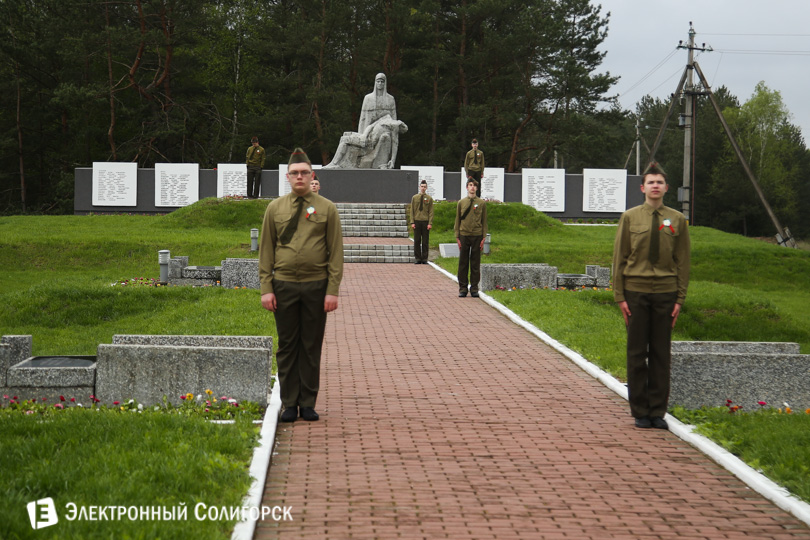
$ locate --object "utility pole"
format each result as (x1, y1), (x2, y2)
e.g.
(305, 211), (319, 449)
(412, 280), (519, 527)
(636, 117), (641, 176)
(647, 23), (796, 248)
(676, 23), (711, 222)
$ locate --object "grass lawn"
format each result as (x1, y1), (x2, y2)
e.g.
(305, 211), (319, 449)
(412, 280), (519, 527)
(0, 409), (259, 539)
(2, 197), (810, 521)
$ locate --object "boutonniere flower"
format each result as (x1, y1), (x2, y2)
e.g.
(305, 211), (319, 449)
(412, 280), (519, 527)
(659, 218), (675, 233)
(306, 206), (316, 219)
(474, 204), (479, 209)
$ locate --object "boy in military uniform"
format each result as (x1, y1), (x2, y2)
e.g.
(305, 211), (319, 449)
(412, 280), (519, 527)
(613, 162), (690, 430)
(455, 179), (487, 297)
(464, 139), (485, 197)
(259, 148), (344, 423)
(410, 180), (434, 264)
(246, 137), (265, 198)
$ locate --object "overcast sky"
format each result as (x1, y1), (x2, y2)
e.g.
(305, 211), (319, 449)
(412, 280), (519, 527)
(594, 0), (810, 142)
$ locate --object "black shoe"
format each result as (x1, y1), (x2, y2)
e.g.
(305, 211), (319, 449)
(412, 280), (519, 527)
(414, 261), (420, 264)
(650, 416), (669, 430)
(470, 292), (479, 297)
(300, 407), (319, 421)
(458, 292), (467, 297)
(634, 416), (651, 429)
(280, 407), (298, 423)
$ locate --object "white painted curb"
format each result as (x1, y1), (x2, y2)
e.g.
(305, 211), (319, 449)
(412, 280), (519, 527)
(429, 260), (810, 527)
(231, 377), (282, 540)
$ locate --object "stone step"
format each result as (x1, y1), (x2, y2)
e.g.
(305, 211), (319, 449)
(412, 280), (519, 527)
(344, 243), (414, 263)
(339, 208), (407, 215)
(341, 218), (408, 226)
(342, 224), (408, 232)
(344, 256), (415, 263)
(336, 203), (406, 210)
(342, 230), (409, 238)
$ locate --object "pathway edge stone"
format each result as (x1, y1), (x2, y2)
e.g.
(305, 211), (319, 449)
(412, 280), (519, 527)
(231, 377), (282, 540)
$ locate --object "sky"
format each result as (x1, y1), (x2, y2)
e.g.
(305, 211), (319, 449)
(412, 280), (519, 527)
(593, 0), (810, 142)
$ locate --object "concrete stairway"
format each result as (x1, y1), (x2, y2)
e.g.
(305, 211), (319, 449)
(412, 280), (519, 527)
(337, 203), (414, 263)
(337, 203), (409, 238)
(343, 244), (413, 263)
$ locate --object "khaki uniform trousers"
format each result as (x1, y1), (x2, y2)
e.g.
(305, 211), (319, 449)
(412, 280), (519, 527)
(625, 289), (678, 419)
(273, 278), (328, 409)
(413, 220), (429, 262)
(458, 235), (483, 294)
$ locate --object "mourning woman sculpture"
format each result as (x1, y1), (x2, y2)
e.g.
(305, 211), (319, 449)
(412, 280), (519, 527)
(325, 73), (407, 169)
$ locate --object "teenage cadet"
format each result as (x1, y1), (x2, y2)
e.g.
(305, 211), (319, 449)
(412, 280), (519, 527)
(464, 139), (485, 197)
(613, 162), (691, 430)
(455, 179), (487, 298)
(410, 180), (434, 264)
(246, 136), (265, 198)
(259, 148), (344, 423)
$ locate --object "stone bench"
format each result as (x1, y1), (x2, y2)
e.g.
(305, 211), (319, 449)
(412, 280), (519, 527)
(480, 263), (557, 291)
(670, 341), (809, 410)
(1, 334), (273, 406)
(95, 335), (273, 406)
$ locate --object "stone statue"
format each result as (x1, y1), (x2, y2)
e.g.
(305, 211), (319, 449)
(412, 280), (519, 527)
(325, 73), (407, 169)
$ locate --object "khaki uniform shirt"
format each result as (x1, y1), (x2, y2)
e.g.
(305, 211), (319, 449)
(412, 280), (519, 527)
(246, 145), (266, 168)
(259, 192), (344, 296)
(410, 192), (434, 225)
(464, 149), (485, 174)
(454, 196), (487, 237)
(612, 202), (690, 304)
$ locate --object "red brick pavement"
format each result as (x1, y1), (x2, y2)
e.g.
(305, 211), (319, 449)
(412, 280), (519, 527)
(256, 264), (810, 540)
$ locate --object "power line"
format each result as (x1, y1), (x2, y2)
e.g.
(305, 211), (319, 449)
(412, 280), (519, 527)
(701, 32), (810, 37)
(713, 48), (810, 56)
(615, 49), (679, 98)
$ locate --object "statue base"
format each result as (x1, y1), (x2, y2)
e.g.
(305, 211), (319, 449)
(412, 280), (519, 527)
(315, 168), (418, 203)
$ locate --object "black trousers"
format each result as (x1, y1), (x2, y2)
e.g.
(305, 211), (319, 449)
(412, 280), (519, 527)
(457, 235), (482, 293)
(247, 167), (262, 198)
(624, 289), (678, 419)
(273, 279), (328, 409)
(468, 170), (482, 197)
(413, 220), (429, 262)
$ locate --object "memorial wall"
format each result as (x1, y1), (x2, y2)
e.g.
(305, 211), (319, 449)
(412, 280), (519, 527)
(75, 164), (642, 218)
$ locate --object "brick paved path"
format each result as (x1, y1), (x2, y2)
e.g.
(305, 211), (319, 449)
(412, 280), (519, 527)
(256, 264), (810, 540)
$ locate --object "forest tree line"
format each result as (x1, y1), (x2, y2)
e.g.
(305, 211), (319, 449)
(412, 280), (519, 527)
(2, 0), (808, 239)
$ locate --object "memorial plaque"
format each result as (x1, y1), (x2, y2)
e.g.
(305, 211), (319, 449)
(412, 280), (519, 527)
(217, 163), (247, 197)
(583, 168), (627, 213)
(92, 162), (137, 206)
(461, 168), (504, 201)
(402, 165), (444, 199)
(522, 168), (565, 212)
(155, 163), (199, 207)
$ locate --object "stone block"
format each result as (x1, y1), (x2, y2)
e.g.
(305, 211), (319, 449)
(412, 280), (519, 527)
(1, 335), (33, 387)
(586, 265), (611, 287)
(112, 334), (273, 350)
(670, 341), (810, 410)
(221, 258), (260, 289)
(168, 256), (189, 279)
(439, 243), (460, 257)
(480, 264), (556, 291)
(5, 352), (95, 403)
(556, 274), (596, 288)
(671, 341), (800, 355)
(96, 343), (271, 406)
(181, 266), (221, 280)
